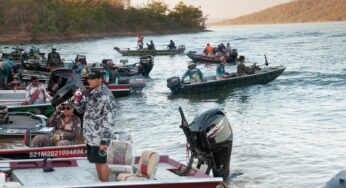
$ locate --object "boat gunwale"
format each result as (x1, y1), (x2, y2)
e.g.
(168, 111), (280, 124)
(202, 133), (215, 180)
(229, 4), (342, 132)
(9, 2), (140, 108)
(181, 66), (286, 88)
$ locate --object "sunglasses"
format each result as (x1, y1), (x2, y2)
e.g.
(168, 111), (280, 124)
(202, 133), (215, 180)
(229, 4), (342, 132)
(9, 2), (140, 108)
(62, 107), (72, 110)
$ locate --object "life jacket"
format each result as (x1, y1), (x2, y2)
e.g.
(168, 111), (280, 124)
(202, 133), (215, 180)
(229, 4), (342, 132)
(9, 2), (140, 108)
(138, 38), (143, 45)
(207, 45), (213, 54)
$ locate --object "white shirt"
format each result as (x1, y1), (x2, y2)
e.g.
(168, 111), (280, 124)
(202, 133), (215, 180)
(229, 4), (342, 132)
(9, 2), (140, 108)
(25, 83), (52, 102)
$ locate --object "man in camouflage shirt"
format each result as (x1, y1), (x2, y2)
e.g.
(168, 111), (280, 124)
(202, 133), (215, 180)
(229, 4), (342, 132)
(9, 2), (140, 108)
(76, 70), (116, 182)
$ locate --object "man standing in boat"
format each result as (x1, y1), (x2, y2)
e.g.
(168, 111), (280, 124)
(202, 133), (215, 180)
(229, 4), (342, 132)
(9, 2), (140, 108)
(137, 35), (144, 49)
(47, 46), (62, 67)
(75, 70), (116, 182)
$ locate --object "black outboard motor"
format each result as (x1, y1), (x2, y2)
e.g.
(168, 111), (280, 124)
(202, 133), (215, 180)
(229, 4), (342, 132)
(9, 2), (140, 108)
(139, 55), (154, 78)
(228, 49), (238, 62)
(48, 68), (86, 106)
(167, 77), (181, 94)
(178, 107), (233, 179)
(75, 55), (86, 64)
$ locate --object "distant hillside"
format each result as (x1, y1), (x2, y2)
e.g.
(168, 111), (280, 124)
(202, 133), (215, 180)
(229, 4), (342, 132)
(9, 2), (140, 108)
(214, 0), (346, 25)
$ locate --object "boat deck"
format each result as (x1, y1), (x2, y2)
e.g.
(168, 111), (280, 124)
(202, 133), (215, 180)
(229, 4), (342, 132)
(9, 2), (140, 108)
(0, 157), (221, 188)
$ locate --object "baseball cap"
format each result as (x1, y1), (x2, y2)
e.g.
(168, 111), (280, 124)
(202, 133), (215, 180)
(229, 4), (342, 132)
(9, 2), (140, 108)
(88, 70), (104, 79)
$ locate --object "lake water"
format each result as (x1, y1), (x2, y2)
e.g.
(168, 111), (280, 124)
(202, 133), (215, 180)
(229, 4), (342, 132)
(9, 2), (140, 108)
(1, 22), (346, 187)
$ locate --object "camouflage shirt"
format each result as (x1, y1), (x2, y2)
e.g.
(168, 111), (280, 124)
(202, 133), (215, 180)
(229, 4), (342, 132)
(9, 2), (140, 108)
(78, 84), (116, 146)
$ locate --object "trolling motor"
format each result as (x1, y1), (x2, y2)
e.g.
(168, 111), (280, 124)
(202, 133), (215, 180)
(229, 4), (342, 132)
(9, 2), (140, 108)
(178, 107), (233, 179)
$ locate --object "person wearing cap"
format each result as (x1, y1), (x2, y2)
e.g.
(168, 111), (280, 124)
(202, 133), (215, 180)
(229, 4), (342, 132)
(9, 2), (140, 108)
(30, 102), (81, 147)
(225, 43), (232, 53)
(216, 56), (228, 80)
(81, 61), (89, 78)
(237, 55), (249, 76)
(147, 40), (155, 50)
(24, 76), (52, 105)
(182, 62), (203, 84)
(47, 47), (62, 66)
(75, 70), (116, 182)
(106, 60), (117, 84)
(102, 60), (113, 84)
(137, 35), (144, 49)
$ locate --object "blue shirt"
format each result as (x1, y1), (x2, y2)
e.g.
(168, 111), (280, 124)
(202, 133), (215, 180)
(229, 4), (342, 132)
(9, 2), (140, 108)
(182, 68), (203, 81)
(216, 63), (225, 77)
(75, 65), (82, 77)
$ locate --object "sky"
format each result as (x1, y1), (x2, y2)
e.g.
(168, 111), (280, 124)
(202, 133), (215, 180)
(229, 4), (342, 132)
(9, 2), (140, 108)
(131, 0), (293, 20)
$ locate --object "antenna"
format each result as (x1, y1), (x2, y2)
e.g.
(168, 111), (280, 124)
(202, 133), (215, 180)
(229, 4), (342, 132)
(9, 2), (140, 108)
(264, 54), (269, 66)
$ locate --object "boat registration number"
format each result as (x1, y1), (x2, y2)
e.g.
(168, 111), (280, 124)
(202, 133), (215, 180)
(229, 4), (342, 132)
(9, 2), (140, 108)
(0, 128), (26, 135)
(29, 149), (87, 158)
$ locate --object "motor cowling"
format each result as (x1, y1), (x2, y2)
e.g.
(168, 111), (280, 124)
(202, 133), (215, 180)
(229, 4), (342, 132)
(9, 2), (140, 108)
(167, 77), (181, 94)
(48, 68), (86, 107)
(139, 55), (154, 78)
(129, 77), (146, 93)
(179, 108), (233, 179)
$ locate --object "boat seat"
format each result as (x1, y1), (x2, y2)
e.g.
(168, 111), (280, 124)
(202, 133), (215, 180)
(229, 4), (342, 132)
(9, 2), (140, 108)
(117, 151), (160, 181)
(107, 140), (133, 175)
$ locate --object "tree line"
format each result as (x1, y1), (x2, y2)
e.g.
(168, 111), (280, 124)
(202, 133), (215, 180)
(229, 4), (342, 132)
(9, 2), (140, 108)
(0, 0), (206, 40)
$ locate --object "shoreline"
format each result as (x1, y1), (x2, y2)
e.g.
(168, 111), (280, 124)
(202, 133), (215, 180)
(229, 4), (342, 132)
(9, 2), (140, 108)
(209, 20), (346, 27)
(0, 29), (209, 45)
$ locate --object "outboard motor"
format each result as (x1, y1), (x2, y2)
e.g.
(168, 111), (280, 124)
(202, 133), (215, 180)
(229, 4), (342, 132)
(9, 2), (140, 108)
(75, 55), (86, 64)
(177, 45), (186, 54)
(129, 77), (146, 93)
(48, 68), (86, 106)
(228, 49), (238, 62)
(167, 77), (181, 94)
(178, 107), (233, 179)
(139, 55), (154, 78)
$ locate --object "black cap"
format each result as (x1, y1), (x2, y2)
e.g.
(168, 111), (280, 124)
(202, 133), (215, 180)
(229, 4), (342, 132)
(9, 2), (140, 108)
(88, 70), (104, 79)
(30, 76), (38, 81)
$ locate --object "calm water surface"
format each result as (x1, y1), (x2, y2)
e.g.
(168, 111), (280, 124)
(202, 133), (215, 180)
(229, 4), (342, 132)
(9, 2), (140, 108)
(1, 22), (346, 188)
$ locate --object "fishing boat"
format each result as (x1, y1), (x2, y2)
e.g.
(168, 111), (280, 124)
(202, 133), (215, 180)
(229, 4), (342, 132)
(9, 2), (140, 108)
(49, 68), (146, 99)
(0, 90), (26, 104)
(0, 155), (223, 188)
(114, 45), (186, 56)
(0, 110), (51, 138)
(186, 50), (238, 64)
(167, 66), (286, 95)
(0, 107), (232, 187)
(5, 103), (54, 117)
(92, 56), (154, 78)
